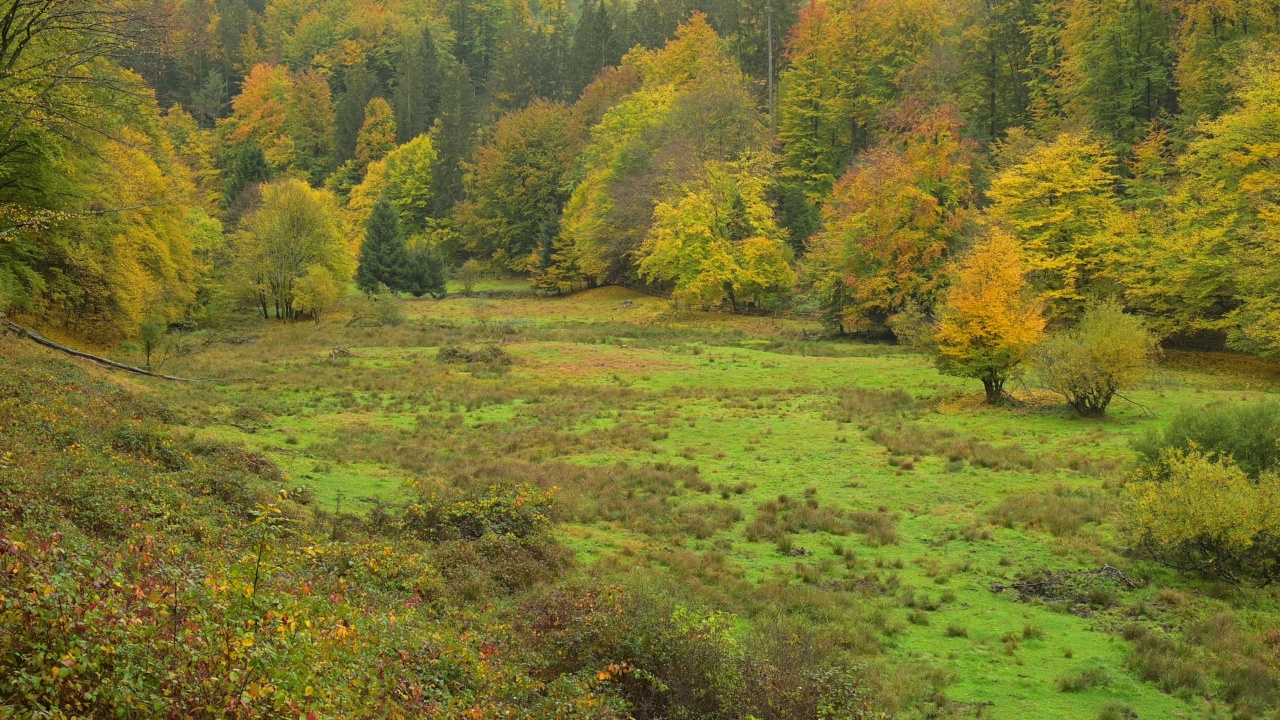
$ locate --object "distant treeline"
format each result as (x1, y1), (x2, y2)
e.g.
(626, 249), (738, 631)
(3, 0), (1280, 356)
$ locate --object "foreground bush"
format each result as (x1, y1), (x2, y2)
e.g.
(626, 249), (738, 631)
(1033, 300), (1156, 416)
(0, 342), (626, 718)
(523, 583), (882, 720)
(1124, 449), (1280, 585)
(1134, 400), (1280, 478)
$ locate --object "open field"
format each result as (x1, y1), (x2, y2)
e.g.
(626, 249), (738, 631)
(105, 286), (1280, 719)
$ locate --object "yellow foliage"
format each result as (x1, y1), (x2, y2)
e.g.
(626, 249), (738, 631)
(1125, 449), (1280, 560)
(986, 131), (1120, 321)
(934, 229), (1045, 401)
(639, 154), (794, 309)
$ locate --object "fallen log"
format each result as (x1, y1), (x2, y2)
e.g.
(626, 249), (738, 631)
(3, 320), (243, 383)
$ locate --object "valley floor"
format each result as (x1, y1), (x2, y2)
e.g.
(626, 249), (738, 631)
(63, 286), (1280, 718)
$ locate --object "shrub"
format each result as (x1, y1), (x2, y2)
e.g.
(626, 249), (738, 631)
(523, 582), (881, 720)
(745, 495), (899, 546)
(401, 483), (555, 541)
(1098, 703), (1138, 720)
(347, 284), (406, 326)
(674, 502), (743, 539)
(1124, 449), (1280, 585)
(1122, 624), (1206, 697)
(1133, 400), (1280, 478)
(437, 342), (513, 366)
(1033, 300), (1156, 417)
(1057, 666), (1110, 692)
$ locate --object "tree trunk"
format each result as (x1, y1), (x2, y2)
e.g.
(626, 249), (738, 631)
(982, 375), (1004, 405)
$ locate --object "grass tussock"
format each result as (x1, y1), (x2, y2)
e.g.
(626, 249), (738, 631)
(746, 494), (899, 546)
(988, 483), (1110, 537)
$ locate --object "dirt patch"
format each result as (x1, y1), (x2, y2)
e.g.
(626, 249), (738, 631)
(991, 565), (1142, 616)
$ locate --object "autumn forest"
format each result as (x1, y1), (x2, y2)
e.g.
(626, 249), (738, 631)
(6, 0), (1280, 717)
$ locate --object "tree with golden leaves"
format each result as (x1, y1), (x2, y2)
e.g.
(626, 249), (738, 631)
(933, 229), (1046, 404)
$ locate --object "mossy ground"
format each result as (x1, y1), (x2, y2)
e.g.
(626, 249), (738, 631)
(137, 287), (1280, 719)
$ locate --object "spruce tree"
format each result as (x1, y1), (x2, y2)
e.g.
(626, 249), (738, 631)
(336, 62), (379, 162)
(356, 196), (410, 292)
(222, 142), (270, 207)
(429, 63), (480, 219)
(405, 244), (447, 298)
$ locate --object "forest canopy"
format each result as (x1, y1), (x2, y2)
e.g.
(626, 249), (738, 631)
(1, 0), (1279, 355)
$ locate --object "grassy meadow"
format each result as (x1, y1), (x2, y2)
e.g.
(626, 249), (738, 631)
(99, 285), (1278, 719)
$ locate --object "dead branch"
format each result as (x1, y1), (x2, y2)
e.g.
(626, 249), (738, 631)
(3, 320), (247, 382)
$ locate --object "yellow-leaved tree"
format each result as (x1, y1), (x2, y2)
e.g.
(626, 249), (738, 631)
(933, 229), (1046, 404)
(233, 179), (351, 321)
(638, 154), (794, 310)
(986, 130), (1121, 322)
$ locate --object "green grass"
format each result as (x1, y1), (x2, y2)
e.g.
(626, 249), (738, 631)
(144, 286), (1280, 719)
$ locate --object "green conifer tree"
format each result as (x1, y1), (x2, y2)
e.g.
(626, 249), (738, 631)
(405, 244), (448, 298)
(356, 196), (411, 292)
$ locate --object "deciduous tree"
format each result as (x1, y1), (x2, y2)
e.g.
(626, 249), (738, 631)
(234, 178), (350, 320)
(986, 130), (1121, 322)
(807, 104), (977, 333)
(933, 229), (1046, 403)
(639, 154), (795, 309)
(454, 100), (583, 271)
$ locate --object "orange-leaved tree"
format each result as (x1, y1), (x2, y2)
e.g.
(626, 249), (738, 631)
(933, 229), (1046, 404)
(807, 103), (977, 334)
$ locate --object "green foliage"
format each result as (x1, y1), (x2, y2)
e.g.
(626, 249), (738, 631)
(456, 258), (484, 294)
(454, 100), (584, 272)
(1055, 0), (1175, 152)
(1174, 53), (1280, 355)
(233, 179), (351, 321)
(347, 284), (407, 327)
(777, 0), (947, 209)
(221, 142), (272, 208)
(138, 319), (167, 369)
(524, 583), (881, 719)
(356, 196), (411, 293)
(1134, 400), (1280, 478)
(405, 242), (448, 298)
(1033, 300), (1156, 416)
(393, 24), (444, 143)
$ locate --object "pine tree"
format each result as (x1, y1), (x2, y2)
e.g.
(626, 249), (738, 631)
(356, 196), (411, 292)
(571, 0), (616, 95)
(429, 63), (481, 219)
(222, 142), (271, 208)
